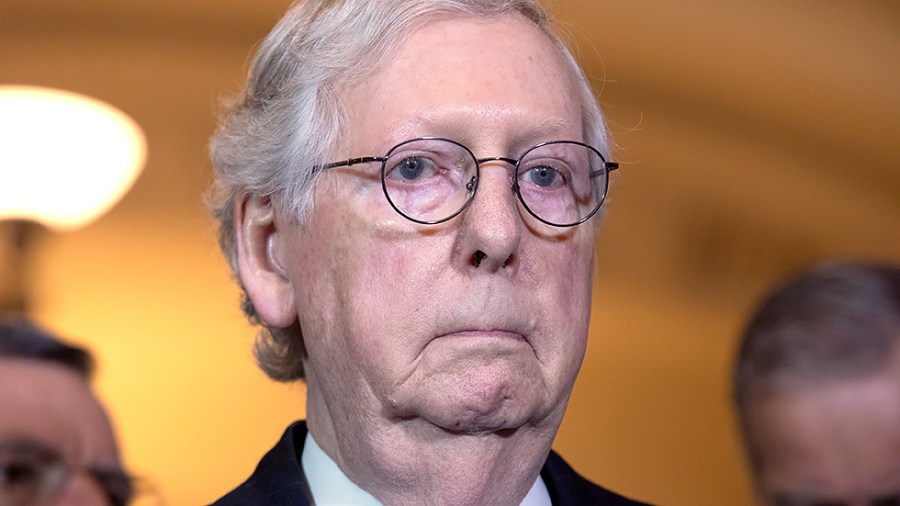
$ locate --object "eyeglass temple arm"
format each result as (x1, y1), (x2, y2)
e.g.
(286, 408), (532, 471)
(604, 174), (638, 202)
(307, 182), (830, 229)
(319, 156), (386, 171)
(589, 161), (619, 178)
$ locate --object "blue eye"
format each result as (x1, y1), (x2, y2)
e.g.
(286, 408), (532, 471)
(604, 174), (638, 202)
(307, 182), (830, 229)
(521, 165), (562, 188)
(389, 156), (435, 181)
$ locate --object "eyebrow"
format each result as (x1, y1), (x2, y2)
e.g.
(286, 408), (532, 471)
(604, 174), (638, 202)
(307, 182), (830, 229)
(0, 437), (59, 458)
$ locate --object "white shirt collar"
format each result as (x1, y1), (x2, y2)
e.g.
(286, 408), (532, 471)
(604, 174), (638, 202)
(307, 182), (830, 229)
(301, 431), (551, 506)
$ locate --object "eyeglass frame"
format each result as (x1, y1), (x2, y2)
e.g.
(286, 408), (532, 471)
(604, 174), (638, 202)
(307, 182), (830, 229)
(316, 137), (619, 227)
(0, 439), (134, 506)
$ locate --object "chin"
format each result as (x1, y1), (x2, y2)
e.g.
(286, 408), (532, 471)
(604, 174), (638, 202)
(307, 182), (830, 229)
(390, 344), (565, 434)
(416, 372), (552, 435)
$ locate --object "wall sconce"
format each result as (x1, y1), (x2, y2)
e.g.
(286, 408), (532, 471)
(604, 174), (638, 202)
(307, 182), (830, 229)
(0, 85), (146, 313)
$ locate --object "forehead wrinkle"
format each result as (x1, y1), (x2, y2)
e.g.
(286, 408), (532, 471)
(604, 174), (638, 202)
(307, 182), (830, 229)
(385, 110), (577, 154)
(340, 14), (584, 160)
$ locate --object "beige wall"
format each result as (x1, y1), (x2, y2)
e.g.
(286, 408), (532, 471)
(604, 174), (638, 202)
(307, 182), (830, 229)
(3, 1), (899, 504)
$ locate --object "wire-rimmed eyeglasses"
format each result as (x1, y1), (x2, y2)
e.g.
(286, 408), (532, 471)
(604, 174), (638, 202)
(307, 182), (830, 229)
(0, 439), (134, 506)
(319, 137), (619, 227)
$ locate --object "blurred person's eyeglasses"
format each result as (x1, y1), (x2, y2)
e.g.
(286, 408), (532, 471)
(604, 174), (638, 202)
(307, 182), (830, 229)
(0, 439), (133, 506)
(319, 137), (619, 227)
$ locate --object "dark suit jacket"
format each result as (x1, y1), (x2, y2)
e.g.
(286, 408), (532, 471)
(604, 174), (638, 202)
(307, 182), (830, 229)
(212, 421), (650, 505)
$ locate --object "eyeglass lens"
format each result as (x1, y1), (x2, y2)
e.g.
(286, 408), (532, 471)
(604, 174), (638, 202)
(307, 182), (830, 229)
(379, 138), (608, 226)
(0, 439), (133, 506)
(1, 440), (65, 506)
(90, 468), (134, 506)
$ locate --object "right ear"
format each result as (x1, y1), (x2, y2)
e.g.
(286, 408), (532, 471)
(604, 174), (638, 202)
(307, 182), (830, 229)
(234, 194), (297, 328)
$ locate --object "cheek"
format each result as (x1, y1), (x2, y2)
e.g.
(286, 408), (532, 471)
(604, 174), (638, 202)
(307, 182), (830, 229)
(339, 191), (449, 321)
(532, 235), (594, 316)
(565, 241), (594, 298)
(344, 235), (446, 348)
(534, 236), (595, 369)
(294, 204), (442, 361)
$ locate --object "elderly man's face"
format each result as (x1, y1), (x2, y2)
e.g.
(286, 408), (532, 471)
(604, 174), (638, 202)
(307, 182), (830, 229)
(0, 358), (122, 505)
(746, 356), (900, 506)
(249, 14), (595, 437)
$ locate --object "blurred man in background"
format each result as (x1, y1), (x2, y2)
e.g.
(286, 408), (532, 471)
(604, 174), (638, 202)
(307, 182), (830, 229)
(0, 319), (133, 506)
(733, 261), (900, 506)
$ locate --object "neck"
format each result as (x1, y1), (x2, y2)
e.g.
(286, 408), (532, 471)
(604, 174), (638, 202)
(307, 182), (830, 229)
(305, 384), (564, 506)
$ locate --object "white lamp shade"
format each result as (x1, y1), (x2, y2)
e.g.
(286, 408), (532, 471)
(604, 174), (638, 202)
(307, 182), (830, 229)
(0, 85), (146, 231)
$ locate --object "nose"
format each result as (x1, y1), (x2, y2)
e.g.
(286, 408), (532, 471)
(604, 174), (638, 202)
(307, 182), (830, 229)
(454, 162), (521, 274)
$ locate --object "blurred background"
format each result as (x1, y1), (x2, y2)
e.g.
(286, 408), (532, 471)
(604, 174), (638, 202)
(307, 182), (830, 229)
(1, 0), (897, 504)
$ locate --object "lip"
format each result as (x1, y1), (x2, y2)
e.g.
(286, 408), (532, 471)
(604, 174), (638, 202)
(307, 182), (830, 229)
(437, 329), (526, 341)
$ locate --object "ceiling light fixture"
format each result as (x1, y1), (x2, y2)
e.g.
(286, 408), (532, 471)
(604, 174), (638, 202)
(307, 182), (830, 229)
(0, 85), (146, 230)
